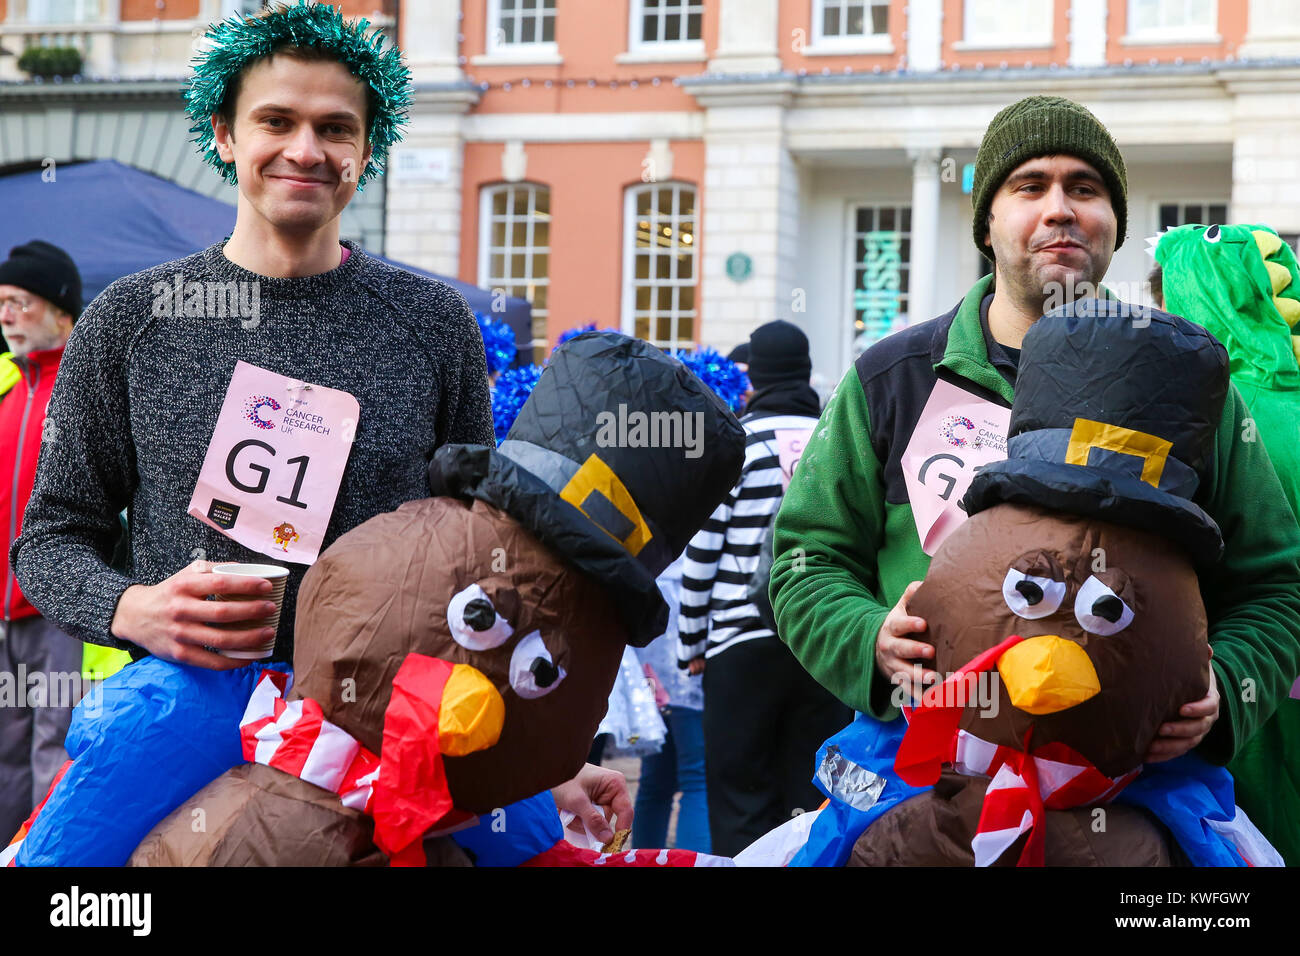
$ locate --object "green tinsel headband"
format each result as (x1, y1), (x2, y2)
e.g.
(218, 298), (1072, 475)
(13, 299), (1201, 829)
(185, 0), (411, 189)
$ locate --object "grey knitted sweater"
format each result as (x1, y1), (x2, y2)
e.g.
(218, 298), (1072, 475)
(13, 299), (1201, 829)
(11, 240), (495, 662)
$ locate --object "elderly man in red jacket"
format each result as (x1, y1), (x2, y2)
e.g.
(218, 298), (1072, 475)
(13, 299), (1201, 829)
(0, 239), (84, 840)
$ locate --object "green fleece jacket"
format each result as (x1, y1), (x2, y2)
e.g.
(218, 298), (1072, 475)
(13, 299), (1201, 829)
(770, 274), (1300, 766)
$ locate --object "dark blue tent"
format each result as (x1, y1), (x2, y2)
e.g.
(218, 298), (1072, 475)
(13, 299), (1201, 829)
(0, 159), (532, 356)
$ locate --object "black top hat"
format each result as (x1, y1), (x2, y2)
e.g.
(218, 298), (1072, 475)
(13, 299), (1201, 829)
(963, 300), (1229, 565)
(429, 332), (746, 645)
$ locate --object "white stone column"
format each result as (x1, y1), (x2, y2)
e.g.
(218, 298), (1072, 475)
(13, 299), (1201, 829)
(1068, 0), (1108, 68)
(86, 0), (122, 77)
(1239, 0), (1300, 59)
(401, 0), (465, 85)
(699, 98), (801, 351)
(384, 1), (474, 273)
(907, 0), (943, 73)
(385, 99), (475, 275)
(908, 146), (942, 326)
(708, 0), (781, 74)
(1231, 98), (1300, 233)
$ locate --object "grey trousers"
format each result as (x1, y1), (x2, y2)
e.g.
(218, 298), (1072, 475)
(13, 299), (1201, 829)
(0, 615), (83, 842)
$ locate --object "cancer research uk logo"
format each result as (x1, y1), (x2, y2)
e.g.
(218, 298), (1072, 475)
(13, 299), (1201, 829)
(940, 414), (976, 448)
(50, 886), (151, 936)
(940, 414), (1005, 453)
(242, 393), (333, 437)
(243, 395), (281, 430)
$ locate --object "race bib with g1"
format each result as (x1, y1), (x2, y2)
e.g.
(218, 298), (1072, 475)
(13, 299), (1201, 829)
(900, 379), (1011, 556)
(187, 360), (359, 564)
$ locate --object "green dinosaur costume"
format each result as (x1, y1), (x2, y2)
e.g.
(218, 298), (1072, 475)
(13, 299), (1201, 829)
(1156, 223), (1300, 864)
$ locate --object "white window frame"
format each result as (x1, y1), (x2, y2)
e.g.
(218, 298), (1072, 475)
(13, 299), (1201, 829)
(1122, 0), (1220, 45)
(622, 0), (705, 62)
(621, 182), (698, 352)
(22, 0), (99, 24)
(481, 0), (560, 61)
(478, 182), (551, 354)
(807, 0), (893, 55)
(844, 201), (911, 362)
(1154, 198), (1231, 231)
(954, 0), (1053, 50)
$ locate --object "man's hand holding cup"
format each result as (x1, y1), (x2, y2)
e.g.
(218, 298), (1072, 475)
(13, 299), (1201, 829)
(110, 560), (287, 669)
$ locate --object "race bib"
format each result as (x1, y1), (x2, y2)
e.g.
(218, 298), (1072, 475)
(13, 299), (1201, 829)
(901, 379), (1011, 556)
(187, 361), (359, 564)
(772, 428), (813, 492)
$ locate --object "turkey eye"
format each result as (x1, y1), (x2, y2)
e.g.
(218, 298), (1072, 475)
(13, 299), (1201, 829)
(463, 598), (496, 631)
(530, 657), (561, 688)
(447, 584), (513, 650)
(509, 631), (567, 699)
(1003, 568), (1066, 620)
(1091, 594), (1124, 624)
(1015, 580), (1044, 605)
(1074, 576), (1134, 636)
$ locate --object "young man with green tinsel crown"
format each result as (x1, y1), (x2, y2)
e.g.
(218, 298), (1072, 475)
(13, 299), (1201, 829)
(8, 1), (630, 866)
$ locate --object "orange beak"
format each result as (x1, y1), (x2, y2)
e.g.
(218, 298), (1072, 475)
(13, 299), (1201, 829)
(997, 635), (1101, 715)
(438, 663), (506, 756)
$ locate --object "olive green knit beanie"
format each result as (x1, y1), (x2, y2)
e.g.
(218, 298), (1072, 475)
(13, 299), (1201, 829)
(972, 95), (1128, 262)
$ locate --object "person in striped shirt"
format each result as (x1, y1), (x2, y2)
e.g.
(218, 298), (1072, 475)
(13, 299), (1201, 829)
(678, 321), (851, 856)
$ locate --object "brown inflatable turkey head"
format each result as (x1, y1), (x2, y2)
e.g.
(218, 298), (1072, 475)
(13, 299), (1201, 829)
(896, 302), (1228, 790)
(290, 494), (626, 815)
(908, 501), (1209, 777)
(291, 332), (746, 828)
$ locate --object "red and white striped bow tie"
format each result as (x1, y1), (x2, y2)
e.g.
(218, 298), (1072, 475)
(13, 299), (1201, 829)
(954, 730), (1139, 867)
(894, 635), (1139, 867)
(240, 656), (475, 866)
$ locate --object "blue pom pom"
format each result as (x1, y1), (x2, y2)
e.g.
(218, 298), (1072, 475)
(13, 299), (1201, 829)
(553, 324), (620, 358)
(491, 364), (544, 444)
(477, 312), (518, 374)
(556, 323), (597, 348)
(675, 347), (750, 414)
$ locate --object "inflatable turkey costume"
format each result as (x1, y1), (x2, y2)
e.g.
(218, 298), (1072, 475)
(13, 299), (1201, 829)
(782, 301), (1283, 868)
(7, 333), (745, 867)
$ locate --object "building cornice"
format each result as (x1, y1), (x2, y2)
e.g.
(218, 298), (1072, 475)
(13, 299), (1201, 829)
(7, 59), (1300, 118)
(0, 74), (485, 111)
(0, 77), (186, 105)
(410, 81), (482, 114)
(679, 58), (1300, 109)
(673, 77), (797, 109)
(1216, 66), (1300, 94)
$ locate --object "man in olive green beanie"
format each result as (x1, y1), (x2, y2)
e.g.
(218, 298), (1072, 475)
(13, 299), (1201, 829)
(770, 92), (1300, 798)
(971, 95), (1128, 262)
(970, 95), (1128, 352)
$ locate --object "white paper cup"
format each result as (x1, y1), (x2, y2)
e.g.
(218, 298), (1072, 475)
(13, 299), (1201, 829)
(209, 563), (289, 660)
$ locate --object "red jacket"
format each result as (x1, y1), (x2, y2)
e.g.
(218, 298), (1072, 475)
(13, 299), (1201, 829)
(2, 346), (63, 622)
